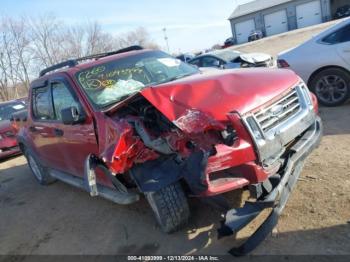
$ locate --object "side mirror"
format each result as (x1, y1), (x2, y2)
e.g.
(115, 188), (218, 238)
(61, 107), (85, 125)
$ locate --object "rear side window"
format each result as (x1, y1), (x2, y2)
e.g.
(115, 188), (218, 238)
(202, 56), (221, 67)
(32, 86), (53, 120)
(189, 58), (201, 67)
(52, 82), (80, 120)
(322, 24), (350, 44)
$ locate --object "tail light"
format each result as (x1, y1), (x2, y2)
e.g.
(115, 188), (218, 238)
(277, 59), (290, 68)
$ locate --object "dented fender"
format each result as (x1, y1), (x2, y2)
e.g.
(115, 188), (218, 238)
(98, 116), (159, 174)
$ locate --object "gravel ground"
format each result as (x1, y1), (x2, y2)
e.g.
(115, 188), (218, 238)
(0, 20), (349, 257)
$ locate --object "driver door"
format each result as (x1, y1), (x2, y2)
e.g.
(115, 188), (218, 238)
(49, 76), (98, 177)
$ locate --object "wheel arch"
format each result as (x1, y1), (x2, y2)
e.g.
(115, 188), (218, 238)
(307, 65), (350, 88)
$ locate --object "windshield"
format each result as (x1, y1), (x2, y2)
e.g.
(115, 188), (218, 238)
(213, 50), (241, 62)
(76, 50), (199, 108)
(0, 101), (26, 121)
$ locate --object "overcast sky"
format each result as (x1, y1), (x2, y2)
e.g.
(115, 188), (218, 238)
(1, 0), (253, 53)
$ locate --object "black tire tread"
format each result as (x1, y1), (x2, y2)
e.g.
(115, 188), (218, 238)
(147, 182), (190, 233)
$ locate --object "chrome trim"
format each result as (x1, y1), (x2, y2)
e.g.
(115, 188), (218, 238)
(243, 83), (317, 165)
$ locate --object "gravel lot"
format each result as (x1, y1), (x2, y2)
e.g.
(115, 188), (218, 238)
(0, 20), (349, 257)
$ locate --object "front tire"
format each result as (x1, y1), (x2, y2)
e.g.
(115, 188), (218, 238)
(146, 182), (190, 233)
(24, 148), (56, 185)
(310, 68), (350, 107)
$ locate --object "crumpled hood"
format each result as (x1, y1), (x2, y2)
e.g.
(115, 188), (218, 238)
(140, 68), (299, 130)
(240, 53), (272, 64)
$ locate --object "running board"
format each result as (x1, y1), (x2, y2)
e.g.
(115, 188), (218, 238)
(49, 170), (139, 205)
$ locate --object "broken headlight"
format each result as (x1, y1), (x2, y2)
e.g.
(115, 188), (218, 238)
(246, 116), (264, 141)
(299, 81), (313, 110)
(221, 125), (238, 146)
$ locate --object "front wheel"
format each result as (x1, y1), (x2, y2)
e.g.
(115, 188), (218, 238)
(146, 182), (190, 233)
(310, 68), (350, 107)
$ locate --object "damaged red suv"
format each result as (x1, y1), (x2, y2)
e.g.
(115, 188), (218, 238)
(16, 46), (322, 255)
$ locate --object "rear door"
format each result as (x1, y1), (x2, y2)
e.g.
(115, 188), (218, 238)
(50, 76), (98, 177)
(335, 25), (350, 67)
(296, 0), (322, 29)
(321, 23), (350, 68)
(30, 83), (61, 169)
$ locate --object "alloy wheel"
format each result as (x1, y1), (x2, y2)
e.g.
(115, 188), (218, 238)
(315, 75), (348, 104)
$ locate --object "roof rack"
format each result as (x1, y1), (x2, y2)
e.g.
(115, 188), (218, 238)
(39, 45), (144, 77)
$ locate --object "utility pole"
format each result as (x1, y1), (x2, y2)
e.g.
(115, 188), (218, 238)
(162, 27), (170, 53)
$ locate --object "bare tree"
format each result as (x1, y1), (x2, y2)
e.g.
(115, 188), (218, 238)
(8, 17), (32, 91)
(0, 14), (160, 101)
(28, 14), (65, 68)
(85, 21), (117, 54)
(119, 27), (160, 49)
(0, 17), (33, 99)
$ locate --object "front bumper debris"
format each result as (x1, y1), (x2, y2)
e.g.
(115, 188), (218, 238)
(217, 117), (323, 256)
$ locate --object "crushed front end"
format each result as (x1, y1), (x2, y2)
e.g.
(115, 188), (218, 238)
(98, 71), (322, 255)
(217, 84), (323, 255)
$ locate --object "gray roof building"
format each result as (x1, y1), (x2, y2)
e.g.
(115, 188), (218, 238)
(228, 0), (341, 44)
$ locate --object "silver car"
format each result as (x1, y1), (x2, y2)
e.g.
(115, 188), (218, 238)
(189, 49), (274, 70)
(278, 18), (350, 107)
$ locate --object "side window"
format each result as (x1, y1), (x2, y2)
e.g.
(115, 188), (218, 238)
(52, 82), (81, 121)
(202, 57), (221, 67)
(32, 86), (54, 120)
(189, 58), (201, 67)
(322, 24), (350, 44)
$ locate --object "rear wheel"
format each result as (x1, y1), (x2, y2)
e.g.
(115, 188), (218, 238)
(310, 68), (350, 107)
(146, 182), (190, 233)
(24, 148), (56, 185)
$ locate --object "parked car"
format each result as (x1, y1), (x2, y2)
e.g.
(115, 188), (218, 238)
(188, 49), (274, 69)
(0, 98), (26, 159)
(16, 46), (322, 255)
(223, 37), (235, 48)
(248, 30), (264, 42)
(176, 53), (195, 63)
(334, 5), (350, 19)
(278, 18), (350, 106)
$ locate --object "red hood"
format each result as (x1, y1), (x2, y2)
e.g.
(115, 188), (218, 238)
(140, 68), (300, 124)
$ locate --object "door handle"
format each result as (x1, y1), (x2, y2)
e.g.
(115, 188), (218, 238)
(54, 128), (64, 137)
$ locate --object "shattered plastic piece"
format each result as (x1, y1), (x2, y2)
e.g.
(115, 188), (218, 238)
(173, 109), (225, 134)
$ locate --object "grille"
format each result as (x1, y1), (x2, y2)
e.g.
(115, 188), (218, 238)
(254, 88), (301, 132)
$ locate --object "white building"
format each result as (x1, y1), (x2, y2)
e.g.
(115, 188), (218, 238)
(228, 0), (348, 44)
